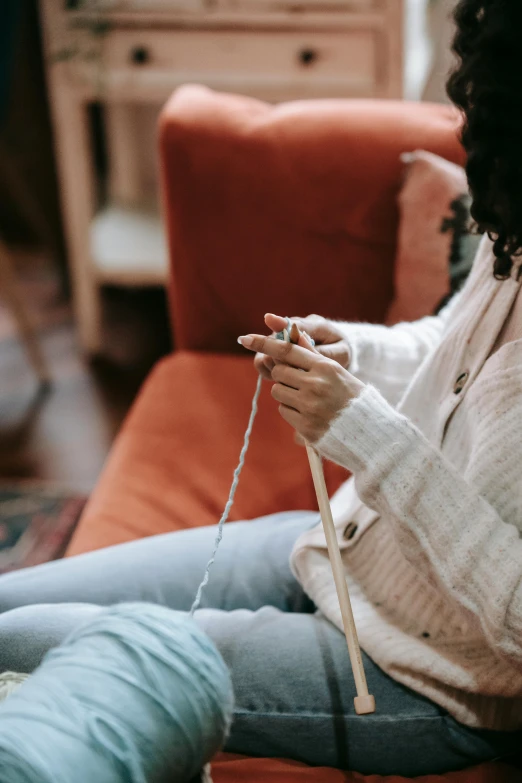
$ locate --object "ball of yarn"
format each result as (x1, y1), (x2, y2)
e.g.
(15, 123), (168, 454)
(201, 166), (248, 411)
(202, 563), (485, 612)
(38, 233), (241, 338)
(0, 603), (233, 783)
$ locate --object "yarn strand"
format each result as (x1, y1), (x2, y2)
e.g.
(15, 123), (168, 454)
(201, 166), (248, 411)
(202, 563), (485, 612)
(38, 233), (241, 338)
(190, 374), (263, 615)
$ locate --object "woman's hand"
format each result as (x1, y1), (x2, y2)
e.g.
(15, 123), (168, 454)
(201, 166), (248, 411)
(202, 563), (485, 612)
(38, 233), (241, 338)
(254, 313), (351, 380)
(239, 331), (364, 444)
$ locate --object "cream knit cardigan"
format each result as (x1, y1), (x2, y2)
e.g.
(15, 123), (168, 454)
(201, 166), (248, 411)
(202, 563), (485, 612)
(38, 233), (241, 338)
(290, 236), (522, 731)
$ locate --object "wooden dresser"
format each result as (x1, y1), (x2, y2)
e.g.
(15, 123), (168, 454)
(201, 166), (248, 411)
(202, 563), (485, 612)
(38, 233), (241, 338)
(39, 0), (430, 353)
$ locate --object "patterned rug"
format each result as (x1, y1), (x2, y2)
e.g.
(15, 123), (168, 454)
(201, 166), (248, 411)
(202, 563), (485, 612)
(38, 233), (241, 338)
(0, 483), (86, 573)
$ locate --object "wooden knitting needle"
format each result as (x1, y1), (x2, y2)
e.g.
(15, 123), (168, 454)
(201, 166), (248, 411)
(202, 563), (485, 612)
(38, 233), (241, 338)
(288, 322), (375, 715)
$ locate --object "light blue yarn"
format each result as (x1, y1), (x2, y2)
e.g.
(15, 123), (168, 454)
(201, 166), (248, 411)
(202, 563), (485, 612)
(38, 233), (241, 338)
(190, 326), (310, 615)
(190, 373), (263, 615)
(191, 328), (305, 614)
(0, 604), (233, 783)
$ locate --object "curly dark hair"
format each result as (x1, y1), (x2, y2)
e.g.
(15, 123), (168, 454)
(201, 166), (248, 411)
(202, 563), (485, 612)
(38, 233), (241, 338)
(446, 0), (522, 279)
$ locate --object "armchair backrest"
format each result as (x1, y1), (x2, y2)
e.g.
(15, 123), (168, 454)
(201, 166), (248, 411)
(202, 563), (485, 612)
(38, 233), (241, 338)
(159, 86), (464, 353)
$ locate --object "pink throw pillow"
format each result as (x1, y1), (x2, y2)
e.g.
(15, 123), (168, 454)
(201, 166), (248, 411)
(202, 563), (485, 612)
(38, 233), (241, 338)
(386, 150), (469, 326)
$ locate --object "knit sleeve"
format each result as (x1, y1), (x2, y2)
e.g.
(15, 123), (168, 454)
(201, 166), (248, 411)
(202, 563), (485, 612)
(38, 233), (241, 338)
(336, 294), (461, 407)
(315, 372), (522, 669)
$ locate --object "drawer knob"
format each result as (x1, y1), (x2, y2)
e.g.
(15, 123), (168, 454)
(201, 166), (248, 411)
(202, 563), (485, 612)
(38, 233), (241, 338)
(298, 48), (318, 67)
(130, 46), (151, 66)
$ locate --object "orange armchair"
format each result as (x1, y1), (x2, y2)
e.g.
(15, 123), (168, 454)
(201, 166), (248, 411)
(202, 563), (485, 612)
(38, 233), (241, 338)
(65, 87), (521, 783)
(68, 86), (464, 555)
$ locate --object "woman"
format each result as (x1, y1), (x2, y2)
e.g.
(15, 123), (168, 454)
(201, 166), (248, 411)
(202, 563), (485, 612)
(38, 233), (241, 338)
(0, 0), (521, 776)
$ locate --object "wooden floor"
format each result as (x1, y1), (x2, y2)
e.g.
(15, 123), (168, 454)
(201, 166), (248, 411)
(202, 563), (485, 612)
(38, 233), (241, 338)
(0, 252), (171, 494)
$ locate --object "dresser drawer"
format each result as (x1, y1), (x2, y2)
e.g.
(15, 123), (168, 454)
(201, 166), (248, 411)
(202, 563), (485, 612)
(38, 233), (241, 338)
(64, 0), (376, 14)
(64, 0), (205, 10)
(217, 0), (377, 12)
(102, 28), (380, 96)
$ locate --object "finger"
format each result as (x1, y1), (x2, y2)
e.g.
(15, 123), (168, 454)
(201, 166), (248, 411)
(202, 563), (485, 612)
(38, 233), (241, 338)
(238, 335), (316, 370)
(286, 315), (318, 336)
(279, 405), (318, 444)
(271, 383), (301, 411)
(271, 363), (304, 389)
(265, 314), (319, 349)
(253, 353), (274, 380)
(264, 313), (289, 334)
(289, 314), (337, 345)
(296, 330), (318, 353)
(278, 404), (305, 433)
(265, 315), (318, 351)
(316, 342), (350, 368)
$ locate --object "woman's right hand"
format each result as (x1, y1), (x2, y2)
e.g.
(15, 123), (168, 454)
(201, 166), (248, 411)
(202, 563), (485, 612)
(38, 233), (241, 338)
(254, 313), (351, 380)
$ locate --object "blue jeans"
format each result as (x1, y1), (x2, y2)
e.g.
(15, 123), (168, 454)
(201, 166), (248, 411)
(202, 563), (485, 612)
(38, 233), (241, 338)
(0, 512), (518, 776)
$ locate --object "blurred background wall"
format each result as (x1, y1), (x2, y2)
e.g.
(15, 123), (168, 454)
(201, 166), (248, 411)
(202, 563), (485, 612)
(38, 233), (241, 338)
(0, 1), (66, 278)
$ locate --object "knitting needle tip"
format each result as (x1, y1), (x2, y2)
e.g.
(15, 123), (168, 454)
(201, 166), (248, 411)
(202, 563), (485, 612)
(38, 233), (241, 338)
(289, 322), (300, 344)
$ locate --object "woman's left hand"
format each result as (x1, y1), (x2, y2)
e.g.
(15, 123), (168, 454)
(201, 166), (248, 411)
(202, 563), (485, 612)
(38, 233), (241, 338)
(238, 332), (365, 444)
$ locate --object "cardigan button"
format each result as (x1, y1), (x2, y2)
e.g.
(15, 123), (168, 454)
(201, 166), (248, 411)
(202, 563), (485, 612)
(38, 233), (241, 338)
(343, 521), (358, 540)
(453, 371), (469, 394)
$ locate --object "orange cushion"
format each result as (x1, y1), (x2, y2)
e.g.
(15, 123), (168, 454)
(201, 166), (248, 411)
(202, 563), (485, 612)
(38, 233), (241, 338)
(212, 755), (520, 783)
(386, 150), (469, 325)
(67, 352), (348, 555)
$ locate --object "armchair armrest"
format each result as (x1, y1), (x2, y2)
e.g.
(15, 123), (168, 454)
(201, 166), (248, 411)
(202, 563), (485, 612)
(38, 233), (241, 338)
(159, 85), (463, 353)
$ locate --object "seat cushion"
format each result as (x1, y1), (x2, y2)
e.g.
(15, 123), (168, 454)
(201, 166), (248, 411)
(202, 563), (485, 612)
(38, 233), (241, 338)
(212, 755), (520, 783)
(67, 351), (348, 555)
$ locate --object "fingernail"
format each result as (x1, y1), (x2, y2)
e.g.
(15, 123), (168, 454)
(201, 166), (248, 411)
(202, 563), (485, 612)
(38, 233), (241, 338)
(238, 335), (254, 347)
